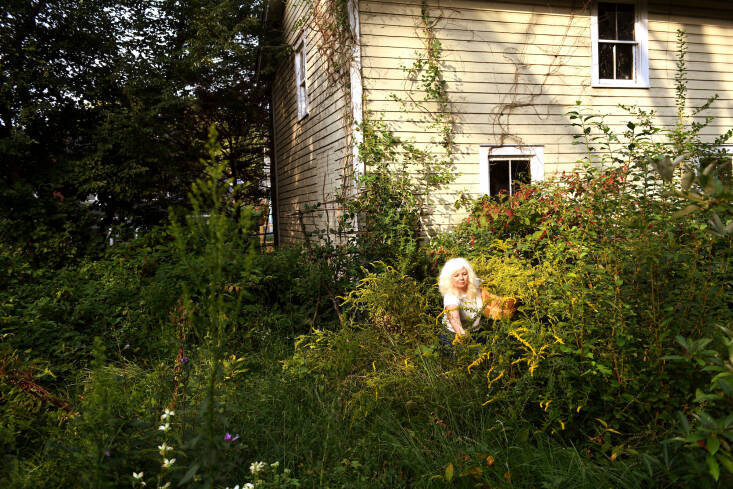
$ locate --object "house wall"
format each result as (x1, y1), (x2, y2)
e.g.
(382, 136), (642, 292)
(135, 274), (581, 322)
(359, 0), (733, 229)
(271, 1), (354, 245)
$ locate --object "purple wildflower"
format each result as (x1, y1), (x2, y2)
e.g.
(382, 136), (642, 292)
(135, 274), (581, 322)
(224, 432), (240, 443)
(180, 356), (189, 364)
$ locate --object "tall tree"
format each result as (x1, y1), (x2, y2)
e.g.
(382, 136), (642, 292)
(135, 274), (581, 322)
(0, 0), (278, 264)
(1, 0), (128, 262)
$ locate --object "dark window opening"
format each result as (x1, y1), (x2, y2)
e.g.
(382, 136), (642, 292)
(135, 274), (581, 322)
(489, 159), (530, 196)
(599, 3), (634, 40)
(597, 2), (636, 81)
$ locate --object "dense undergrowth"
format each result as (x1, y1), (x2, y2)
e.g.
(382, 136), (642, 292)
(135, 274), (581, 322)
(2, 144), (732, 487)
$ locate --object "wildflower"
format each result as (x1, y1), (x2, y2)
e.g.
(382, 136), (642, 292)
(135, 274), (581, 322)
(104, 450), (110, 457)
(124, 344), (130, 349)
(270, 461), (279, 469)
(243, 484), (254, 489)
(158, 442), (173, 455)
(161, 408), (175, 420)
(224, 432), (240, 443)
(158, 423), (170, 432)
(132, 472), (144, 480)
(249, 461), (267, 474)
(180, 356), (189, 364)
(162, 458), (176, 468)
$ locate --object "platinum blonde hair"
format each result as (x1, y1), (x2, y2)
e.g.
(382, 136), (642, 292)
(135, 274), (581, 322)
(439, 257), (479, 299)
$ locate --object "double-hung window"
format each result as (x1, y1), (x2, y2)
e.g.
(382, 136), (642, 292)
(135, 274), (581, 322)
(591, 1), (649, 88)
(295, 36), (308, 120)
(479, 146), (544, 196)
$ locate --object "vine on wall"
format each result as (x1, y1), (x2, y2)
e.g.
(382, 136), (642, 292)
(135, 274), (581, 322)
(288, 0), (458, 250)
(488, 4), (586, 146)
(400, 1), (456, 156)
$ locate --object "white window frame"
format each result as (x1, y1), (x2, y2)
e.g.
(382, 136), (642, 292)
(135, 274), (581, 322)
(479, 145), (544, 196)
(294, 35), (308, 120)
(591, 0), (649, 88)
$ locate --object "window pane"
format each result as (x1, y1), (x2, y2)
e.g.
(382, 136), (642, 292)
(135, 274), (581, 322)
(598, 3), (615, 39)
(615, 43), (633, 79)
(616, 3), (635, 40)
(599, 43), (614, 79)
(489, 159), (510, 196)
(511, 159), (531, 194)
(598, 3), (635, 40)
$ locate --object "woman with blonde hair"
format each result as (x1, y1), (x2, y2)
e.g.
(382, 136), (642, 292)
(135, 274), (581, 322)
(438, 257), (483, 339)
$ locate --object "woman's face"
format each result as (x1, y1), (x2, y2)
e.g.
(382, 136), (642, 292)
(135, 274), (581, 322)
(450, 267), (469, 292)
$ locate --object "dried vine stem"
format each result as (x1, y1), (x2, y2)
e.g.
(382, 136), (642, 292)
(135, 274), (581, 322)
(490, 2), (589, 145)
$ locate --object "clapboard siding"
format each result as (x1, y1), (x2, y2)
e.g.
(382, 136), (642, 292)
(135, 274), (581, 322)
(358, 0), (733, 229)
(271, 1), (353, 244)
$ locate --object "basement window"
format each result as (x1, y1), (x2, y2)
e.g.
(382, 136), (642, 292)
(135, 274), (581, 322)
(295, 36), (308, 120)
(591, 1), (649, 88)
(479, 146), (544, 196)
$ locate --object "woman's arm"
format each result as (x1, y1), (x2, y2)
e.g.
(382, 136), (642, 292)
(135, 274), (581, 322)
(445, 307), (466, 335)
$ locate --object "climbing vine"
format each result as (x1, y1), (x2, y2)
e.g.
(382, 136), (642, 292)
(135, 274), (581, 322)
(289, 0), (458, 252)
(400, 1), (456, 155)
(342, 0), (457, 253)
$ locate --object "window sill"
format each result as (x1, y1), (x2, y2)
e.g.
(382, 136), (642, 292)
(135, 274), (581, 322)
(592, 80), (649, 89)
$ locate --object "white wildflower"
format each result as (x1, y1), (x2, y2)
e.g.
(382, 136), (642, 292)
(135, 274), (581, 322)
(249, 461), (267, 474)
(244, 484), (255, 489)
(158, 442), (173, 455)
(162, 458), (176, 468)
(132, 472), (144, 480)
(158, 423), (170, 432)
(160, 408), (175, 420)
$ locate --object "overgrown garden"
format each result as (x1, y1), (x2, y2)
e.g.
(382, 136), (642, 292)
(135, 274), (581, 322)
(1, 2), (732, 487)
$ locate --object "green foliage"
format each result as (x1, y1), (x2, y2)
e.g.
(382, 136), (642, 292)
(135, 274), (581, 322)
(427, 36), (733, 485)
(669, 327), (733, 483)
(330, 1), (455, 274)
(342, 118), (453, 271)
(0, 0), (277, 266)
(341, 263), (439, 342)
(401, 1), (455, 153)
